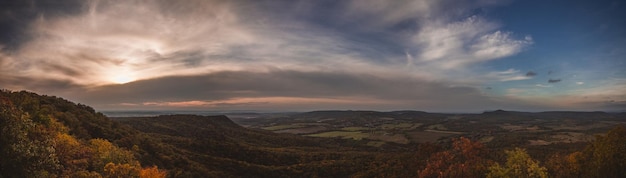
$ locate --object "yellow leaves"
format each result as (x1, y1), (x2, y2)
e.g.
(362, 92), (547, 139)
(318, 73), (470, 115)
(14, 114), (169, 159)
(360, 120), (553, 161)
(88, 138), (139, 175)
(104, 162), (140, 178)
(56, 133), (80, 147)
(486, 148), (548, 178)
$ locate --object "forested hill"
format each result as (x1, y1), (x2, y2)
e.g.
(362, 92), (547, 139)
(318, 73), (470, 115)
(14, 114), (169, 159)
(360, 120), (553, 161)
(1, 90), (626, 177)
(0, 90), (165, 177)
(0, 90), (414, 177)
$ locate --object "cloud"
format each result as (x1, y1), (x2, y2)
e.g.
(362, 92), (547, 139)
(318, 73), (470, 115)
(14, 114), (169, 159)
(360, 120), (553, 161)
(58, 70), (540, 111)
(548, 79), (562, 83)
(0, 0), (533, 86)
(526, 71), (537, 77)
(471, 31), (533, 60)
(4, 0), (411, 87)
(408, 15), (532, 71)
(0, 0), (547, 112)
(487, 69), (532, 82)
(535, 84), (552, 88)
(18, 0), (266, 85)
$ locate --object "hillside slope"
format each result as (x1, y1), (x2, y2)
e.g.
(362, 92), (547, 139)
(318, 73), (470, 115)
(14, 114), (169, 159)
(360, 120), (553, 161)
(114, 115), (398, 177)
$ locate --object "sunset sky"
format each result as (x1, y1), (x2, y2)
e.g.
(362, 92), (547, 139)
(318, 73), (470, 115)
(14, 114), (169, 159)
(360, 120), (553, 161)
(1, 0), (625, 112)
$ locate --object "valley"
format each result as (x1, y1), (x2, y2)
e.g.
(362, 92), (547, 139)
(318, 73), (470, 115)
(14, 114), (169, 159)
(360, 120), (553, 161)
(234, 110), (625, 149)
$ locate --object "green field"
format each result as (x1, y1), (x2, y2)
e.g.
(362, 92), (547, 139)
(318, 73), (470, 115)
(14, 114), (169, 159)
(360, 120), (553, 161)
(307, 131), (369, 140)
(341, 127), (370, 131)
(262, 124), (305, 131)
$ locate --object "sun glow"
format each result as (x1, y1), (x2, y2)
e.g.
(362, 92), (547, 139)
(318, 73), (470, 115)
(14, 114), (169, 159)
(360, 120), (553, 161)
(111, 74), (135, 84)
(107, 68), (137, 84)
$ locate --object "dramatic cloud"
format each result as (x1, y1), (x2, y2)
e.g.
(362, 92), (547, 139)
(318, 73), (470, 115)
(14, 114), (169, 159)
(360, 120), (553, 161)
(1, 0), (623, 112)
(411, 16), (532, 69)
(65, 70), (539, 112)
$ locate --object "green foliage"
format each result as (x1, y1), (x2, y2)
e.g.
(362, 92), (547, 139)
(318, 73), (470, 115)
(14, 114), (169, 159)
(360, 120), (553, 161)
(486, 148), (548, 178)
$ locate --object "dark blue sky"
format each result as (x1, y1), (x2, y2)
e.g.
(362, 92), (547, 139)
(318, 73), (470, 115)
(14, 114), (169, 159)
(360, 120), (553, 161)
(0, 0), (624, 112)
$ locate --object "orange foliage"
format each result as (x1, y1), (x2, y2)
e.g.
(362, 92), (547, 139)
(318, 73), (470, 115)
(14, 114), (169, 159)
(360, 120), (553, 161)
(140, 166), (168, 178)
(418, 137), (491, 178)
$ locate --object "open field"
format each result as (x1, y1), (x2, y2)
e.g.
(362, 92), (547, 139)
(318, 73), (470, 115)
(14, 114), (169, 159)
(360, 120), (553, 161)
(307, 131), (368, 140)
(237, 110), (626, 148)
(263, 124), (306, 131)
(275, 126), (328, 134)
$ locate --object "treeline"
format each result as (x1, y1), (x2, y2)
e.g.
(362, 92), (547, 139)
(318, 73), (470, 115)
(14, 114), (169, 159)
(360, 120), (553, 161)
(1, 90), (625, 177)
(411, 126), (626, 178)
(0, 90), (166, 177)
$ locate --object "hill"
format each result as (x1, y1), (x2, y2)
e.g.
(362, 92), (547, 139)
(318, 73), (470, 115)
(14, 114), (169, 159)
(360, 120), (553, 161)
(0, 90), (420, 177)
(1, 90), (625, 177)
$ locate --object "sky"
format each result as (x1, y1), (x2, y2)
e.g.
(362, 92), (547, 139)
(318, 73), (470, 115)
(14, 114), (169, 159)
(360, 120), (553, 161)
(0, 0), (625, 112)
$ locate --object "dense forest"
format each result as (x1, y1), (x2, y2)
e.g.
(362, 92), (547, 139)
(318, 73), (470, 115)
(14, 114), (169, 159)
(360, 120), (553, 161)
(1, 90), (625, 177)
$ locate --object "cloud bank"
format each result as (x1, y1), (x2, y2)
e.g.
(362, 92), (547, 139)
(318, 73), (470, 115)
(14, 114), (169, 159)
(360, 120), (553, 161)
(1, 0), (622, 112)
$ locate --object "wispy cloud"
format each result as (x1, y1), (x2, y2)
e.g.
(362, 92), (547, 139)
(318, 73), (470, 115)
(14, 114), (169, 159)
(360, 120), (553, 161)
(535, 84), (552, 88)
(411, 16), (532, 70)
(486, 69), (532, 82)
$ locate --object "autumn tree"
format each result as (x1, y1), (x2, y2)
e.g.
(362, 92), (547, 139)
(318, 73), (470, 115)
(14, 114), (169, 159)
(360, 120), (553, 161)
(418, 137), (491, 178)
(88, 138), (142, 176)
(140, 166), (168, 178)
(0, 99), (60, 177)
(546, 151), (583, 178)
(486, 148), (548, 178)
(1, 90), (169, 177)
(579, 125), (626, 177)
(55, 133), (93, 176)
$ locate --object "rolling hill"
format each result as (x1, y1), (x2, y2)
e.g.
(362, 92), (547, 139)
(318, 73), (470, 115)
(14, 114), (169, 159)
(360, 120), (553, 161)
(1, 89), (625, 177)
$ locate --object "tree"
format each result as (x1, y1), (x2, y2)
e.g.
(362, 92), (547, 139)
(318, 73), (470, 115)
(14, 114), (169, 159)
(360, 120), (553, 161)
(88, 138), (141, 175)
(486, 148), (548, 178)
(139, 166), (168, 178)
(104, 162), (141, 178)
(579, 125), (626, 177)
(546, 151), (583, 178)
(0, 98), (60, 177)
(418, 137), (491, 178)
(55, 133), (93, 176)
